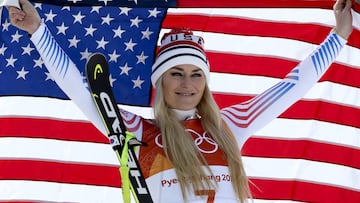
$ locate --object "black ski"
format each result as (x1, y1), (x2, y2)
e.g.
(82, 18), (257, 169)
(85, 53), (153, 203)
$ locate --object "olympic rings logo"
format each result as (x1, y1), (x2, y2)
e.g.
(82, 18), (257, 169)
(155, 129), (218, 154)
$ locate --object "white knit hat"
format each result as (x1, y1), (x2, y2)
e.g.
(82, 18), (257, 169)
(151, 28), (210, 86)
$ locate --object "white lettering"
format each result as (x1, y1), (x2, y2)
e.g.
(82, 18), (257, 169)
(100, 92), (122, 133)
(100, 92), (150, 196)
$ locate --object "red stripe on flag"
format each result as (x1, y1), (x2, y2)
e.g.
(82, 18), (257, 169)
(208, 52), (360, 88)
(163, 14), (331, 44)
(0, 160), (121, 187)
(320, 64), (360, 88)
(0, 117), (108, 143)
(208, 52), (299, 76)
(281, 100), (360, 128)
(162, 13), (360, 48)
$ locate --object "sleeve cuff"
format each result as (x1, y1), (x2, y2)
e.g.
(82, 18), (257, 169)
(30, 21), (46, 43)
(331, 28), (348, 45)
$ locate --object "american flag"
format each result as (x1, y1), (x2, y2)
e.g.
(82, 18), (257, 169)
(0, 0), (359, 202)
(0, 2), (166, 105)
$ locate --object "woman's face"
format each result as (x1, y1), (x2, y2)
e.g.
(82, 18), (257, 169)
(162, 64), (206, 110)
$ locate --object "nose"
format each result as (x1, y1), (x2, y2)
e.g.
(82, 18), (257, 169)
(180, 76), (191, 88)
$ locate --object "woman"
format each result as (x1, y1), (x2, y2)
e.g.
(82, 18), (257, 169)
(7, 0), (353, 202)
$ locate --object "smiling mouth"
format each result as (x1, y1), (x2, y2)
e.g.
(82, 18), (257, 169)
(176, 92), (195, 96)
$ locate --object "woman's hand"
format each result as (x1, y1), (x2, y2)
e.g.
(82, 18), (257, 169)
(333, 0), (353, 39)
(7, 0), (41, 35)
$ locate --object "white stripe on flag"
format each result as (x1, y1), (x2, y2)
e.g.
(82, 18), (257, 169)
(243, 157), (360, 192)
(256, 118), (360, 149)
(0, 180), (129, 203)
(0, 137), (119, 166)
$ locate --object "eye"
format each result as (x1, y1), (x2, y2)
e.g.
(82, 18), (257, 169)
(170, 71), (183, 77)
(192, 72), (203, 77)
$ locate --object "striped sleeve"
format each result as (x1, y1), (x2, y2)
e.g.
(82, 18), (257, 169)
(221, 31), (347, 148)
(30, 23), (107, 135)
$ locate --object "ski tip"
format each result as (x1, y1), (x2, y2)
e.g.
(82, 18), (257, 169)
(85, 52), (109, 81)
(87, 52), (107, 63)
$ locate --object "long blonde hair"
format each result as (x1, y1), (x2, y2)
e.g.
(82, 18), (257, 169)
(153, 78), (251, 202)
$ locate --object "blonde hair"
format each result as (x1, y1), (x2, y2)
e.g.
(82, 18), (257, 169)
(153, 78), (251, 202)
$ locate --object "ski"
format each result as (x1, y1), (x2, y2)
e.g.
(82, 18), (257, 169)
(85, 53), (153, 203)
